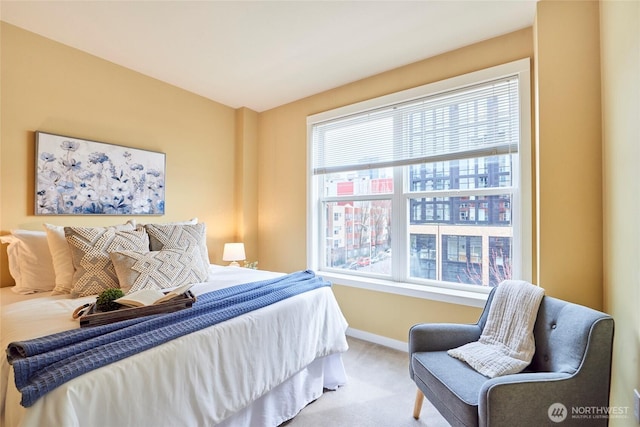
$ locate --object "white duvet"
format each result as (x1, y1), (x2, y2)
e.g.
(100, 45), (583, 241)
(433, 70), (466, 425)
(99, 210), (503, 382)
(1, 265), (349, 427)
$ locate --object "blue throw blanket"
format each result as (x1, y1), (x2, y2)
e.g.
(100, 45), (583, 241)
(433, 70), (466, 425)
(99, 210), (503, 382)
(7, 270), (330, 407)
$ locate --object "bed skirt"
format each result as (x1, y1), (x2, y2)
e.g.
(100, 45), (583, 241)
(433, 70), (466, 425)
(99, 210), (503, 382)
(3, 353), (346, 427)
(217, 353), (346, 427)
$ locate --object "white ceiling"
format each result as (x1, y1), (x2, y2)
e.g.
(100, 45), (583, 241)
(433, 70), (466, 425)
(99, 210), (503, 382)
(0, 1), (537, 112)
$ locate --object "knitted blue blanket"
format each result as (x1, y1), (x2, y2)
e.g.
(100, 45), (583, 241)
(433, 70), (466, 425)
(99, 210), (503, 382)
(7, 270), (330, 407)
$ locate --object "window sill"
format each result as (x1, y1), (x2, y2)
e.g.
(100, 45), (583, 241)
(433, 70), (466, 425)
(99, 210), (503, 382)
(318, 271), (489, 308)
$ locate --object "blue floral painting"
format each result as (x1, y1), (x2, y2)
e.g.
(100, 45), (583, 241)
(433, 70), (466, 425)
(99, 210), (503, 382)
(35, 132), (166, 215)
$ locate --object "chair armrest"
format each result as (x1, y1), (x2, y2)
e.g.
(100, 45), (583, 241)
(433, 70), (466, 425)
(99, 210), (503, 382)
(409, 323), (481, 354)
(478, 372), (576, 426)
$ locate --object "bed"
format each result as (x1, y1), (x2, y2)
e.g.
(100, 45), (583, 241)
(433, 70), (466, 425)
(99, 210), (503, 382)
(0, 225), (349, 427)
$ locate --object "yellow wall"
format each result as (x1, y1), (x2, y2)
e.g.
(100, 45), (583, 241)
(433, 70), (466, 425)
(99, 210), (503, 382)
(257, 28), (535, 334)
(235, 107), (259, 263)
(600, 0), (640, 424)
(0, 22), (239, 285)
(534, 0), (603, 310)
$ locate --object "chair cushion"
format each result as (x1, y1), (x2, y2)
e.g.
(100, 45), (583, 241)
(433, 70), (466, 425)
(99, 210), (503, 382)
(412, 351), (487, 427)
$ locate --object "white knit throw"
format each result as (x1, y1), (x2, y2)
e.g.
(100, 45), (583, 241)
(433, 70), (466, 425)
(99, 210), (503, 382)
(448, 280), (545, 378)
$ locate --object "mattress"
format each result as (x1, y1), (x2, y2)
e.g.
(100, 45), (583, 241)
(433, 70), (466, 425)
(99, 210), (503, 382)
(1, 265), (349, 427)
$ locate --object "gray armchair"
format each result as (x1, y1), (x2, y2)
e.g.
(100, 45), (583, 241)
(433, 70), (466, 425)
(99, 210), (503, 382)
(409, 288), (614, 427)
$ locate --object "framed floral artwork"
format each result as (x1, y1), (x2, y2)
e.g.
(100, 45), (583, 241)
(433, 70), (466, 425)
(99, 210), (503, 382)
(35, 131), (166, 215)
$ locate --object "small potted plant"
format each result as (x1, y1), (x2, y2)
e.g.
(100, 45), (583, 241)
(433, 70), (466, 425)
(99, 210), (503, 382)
(96, 288), (125, 312)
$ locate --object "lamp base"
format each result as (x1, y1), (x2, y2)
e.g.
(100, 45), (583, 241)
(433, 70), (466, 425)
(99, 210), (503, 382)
(228, 261), (240, 267)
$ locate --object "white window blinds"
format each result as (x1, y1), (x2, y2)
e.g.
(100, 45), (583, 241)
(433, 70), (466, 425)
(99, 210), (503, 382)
(311, 76), (519, 175)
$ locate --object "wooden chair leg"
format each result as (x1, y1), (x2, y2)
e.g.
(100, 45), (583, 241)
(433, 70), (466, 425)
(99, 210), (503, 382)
(413, 388), (425, 419)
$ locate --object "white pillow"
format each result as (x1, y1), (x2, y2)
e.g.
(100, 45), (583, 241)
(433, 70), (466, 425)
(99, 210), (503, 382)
(44, 220), (136, 294)
(0, 230), (56, 294)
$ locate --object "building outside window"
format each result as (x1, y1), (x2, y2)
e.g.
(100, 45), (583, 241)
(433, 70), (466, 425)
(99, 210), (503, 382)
(308, 59), (531, 292)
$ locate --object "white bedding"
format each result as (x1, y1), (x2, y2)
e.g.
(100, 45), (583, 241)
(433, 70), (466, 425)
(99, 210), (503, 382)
(1, 265), (349, 427)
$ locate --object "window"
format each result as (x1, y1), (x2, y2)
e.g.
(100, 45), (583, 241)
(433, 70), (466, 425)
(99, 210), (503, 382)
(308, 59), (531, 297)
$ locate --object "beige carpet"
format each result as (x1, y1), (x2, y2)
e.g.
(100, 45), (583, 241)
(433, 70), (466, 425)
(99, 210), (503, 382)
(282, 336), (450, 427)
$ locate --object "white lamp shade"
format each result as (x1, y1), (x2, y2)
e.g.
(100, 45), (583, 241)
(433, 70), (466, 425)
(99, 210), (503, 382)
(223, 243), (246, 262)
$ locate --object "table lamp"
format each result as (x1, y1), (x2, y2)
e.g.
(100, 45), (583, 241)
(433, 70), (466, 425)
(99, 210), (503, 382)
(223, 243), (246, 267)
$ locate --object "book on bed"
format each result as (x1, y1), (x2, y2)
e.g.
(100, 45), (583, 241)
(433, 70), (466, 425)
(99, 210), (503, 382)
(116, 283), (194, 308)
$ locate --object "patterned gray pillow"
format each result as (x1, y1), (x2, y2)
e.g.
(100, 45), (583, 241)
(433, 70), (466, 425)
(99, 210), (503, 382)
(45, 220), (136, 295)
(65, 226), (150, 297)
(110, 247), (207, 294)
(144, 222), (209, 277)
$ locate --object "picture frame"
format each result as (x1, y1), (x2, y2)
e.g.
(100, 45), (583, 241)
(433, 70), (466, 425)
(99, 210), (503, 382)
(35, 131), (166, 215)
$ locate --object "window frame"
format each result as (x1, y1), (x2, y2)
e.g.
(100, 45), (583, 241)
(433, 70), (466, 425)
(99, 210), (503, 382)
(307, 59), (532, 307)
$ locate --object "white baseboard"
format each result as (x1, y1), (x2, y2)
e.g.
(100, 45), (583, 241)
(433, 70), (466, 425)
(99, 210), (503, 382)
(346, 327), (408, 353)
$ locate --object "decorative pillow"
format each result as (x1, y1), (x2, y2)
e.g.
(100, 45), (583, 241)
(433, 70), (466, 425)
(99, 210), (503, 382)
(110, 247), (207, 294)
(65, 226), (149, 297)
(0, 230), (56, 294)
(144, 222), (209, 277)
(44, 220), (136, 294)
